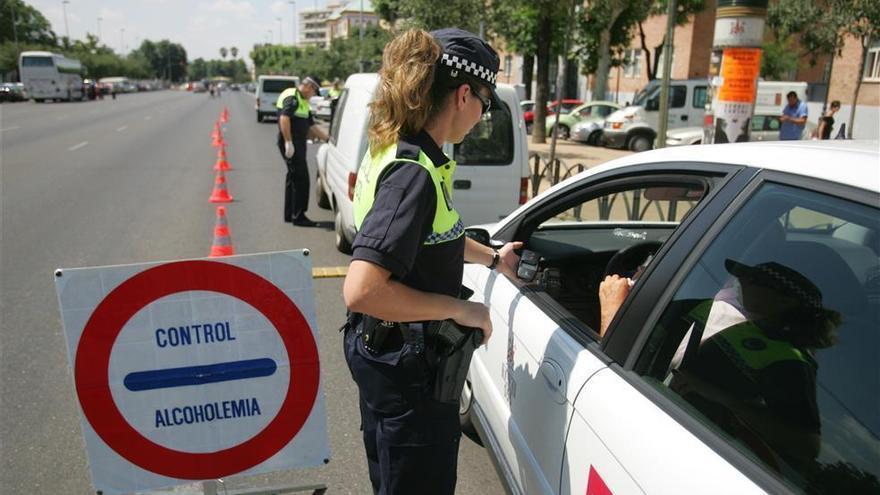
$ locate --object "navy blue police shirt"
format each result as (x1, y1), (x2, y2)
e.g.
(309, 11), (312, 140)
(277, 90), (314, 148)
(351, 131), (465, 299)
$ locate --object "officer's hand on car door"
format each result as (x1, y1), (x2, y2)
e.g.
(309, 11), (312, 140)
(453, 300), (493, 346)
(284, 141), (295, 158)
(497, 241), (524, 285)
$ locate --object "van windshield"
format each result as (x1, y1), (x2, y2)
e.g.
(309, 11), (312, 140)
(21, 56), (54, 67)
(262, 80), (297, 93)
(632, 82), (660, 107)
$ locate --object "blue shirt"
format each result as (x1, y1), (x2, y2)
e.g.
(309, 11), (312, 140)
(780, 100), (808, 140)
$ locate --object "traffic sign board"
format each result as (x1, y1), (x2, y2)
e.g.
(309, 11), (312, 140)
(55, 251), (329, 495)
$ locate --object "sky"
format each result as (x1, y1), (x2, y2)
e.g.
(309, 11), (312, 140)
(30, 0), (335, 68)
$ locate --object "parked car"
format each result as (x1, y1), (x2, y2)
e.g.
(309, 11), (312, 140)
(461, 140), (880, 495)
(524, 99), (583, 134)
(309, 88), (332, 121)
(255, 75), (299, 122)
(315, 73), (531, 253)
(665, 113), (818, 146)
(0, 82), (27, 102)
(545, 101), (621, 140)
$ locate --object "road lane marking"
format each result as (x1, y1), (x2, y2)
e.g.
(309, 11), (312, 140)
(68, 141), (89, 151)
(0, 126), (20, 132)
(116, 126), (128, 132)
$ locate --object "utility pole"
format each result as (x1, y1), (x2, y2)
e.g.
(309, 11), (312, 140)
(704, 0), (768, 144)
(11, 3), (19, 48)
(655, 0), (677, 149)
(97, 16), (102, 43)
(62, 0), (71, 41)
(120, 28), (125, 55)
(358, 0), (364, 72)
(289, 1), (296, 45)
(548, 0), (577, 166)
(277, 17), (283, 45)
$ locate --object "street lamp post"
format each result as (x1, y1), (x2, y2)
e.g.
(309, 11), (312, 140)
(267, 29), (273, 45)
(277, 17), (283, 45)
(289, 1), (296, 46)
(97, 16), (102, 42)
(120, 28), (125, 55)
(61, 0), (70, 40)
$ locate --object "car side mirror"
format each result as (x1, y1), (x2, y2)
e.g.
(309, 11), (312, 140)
(465, 228), (492, 247)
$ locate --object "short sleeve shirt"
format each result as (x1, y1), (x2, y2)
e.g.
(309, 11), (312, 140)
(277, 90), (314, 146)
(780, 101), (808, 140)
(351, 132), (465, 298)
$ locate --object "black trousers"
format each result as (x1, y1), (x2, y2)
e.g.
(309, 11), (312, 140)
(343, 323), (460, 495)
(277, 135), (310, 221)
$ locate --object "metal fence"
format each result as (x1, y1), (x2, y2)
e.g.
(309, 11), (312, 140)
(528, 152), (589, 198)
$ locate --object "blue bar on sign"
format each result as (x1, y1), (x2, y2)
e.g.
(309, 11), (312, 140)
(123, 358), (277, 391)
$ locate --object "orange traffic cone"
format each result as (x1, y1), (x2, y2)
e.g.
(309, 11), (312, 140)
(212, 131), (224, 148)
(209, 206), (235, 257)
(214, 146), (232, 171)
(221, 107), (229, 123)
(208, 170), (233, 203)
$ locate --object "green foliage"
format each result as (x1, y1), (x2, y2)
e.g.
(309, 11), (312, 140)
(760, 39), (799, 80)
(373, 0), (483, 32)
(250, 25), (391, 82)
(129, 39), (188, 82)
(188, 57), (249, 83)
(0, 0), (56, 45)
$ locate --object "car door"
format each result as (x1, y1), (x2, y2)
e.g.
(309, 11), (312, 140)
(568, 170), (880, 494)
(466, 163), (746, 494)
(666, 85), (689, 129)
(449, 88), (528, 225)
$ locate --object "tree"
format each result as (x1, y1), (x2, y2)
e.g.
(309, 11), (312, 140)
(230, 46), (238, 59)
(130, 39), (188, 81)
(0, 0), (56, 45)
(760, 39), (799, 80)
(373, 0), (483, 32)
(219, 46), (227, 59)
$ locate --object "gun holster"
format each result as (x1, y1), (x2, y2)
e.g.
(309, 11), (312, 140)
(428, 319), (482, 404)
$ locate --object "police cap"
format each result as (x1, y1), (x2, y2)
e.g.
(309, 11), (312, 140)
(430, 28), (501, 109)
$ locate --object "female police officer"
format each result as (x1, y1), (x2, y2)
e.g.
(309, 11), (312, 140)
(342, 28), (521, 494)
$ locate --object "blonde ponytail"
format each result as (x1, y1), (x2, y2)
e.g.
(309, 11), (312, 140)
(368, 29), (447, 154)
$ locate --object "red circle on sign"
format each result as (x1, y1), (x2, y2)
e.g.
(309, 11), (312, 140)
(74, 260), (320, 479)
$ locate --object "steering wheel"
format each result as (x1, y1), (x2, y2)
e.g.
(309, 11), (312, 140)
(604, 241), (663, 278)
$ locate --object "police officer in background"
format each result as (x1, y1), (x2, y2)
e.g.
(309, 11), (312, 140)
(342, 28), (522, 494)
(277, 76), (329, 226)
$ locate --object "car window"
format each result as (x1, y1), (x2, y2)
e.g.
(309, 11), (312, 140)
(596, 105), (615, 117)
(750, 115), (766, 132)
(521, 176), (714, 333)
(635, 182), (880, 494)
(670, 85), (687, 108)
(693, 86), (708, 109)
(766, 116), (781, 131)
(328, 88), (348, 145)
(577, 106), (593, 118)
(453, 101), (514, 166)
(261, 79), (297, 93)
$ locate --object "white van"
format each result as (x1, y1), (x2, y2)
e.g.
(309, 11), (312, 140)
(602, 78), (709, 152)
(255, 75), (299, 122)
(315, 73), (530, 253)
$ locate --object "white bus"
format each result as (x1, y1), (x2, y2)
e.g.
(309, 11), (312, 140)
(19, 51), (84, 102)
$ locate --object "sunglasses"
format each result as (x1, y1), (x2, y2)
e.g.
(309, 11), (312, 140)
(467, 83), (491, 115)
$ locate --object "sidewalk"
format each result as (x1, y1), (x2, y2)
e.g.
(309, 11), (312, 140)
(527, 138), (632, 169)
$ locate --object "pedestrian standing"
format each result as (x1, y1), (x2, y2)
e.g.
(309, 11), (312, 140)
(341, 28), (522, 495)
(780, 91), (808, 140)
(276, 76), (328, 226)
(817, 100), (841, 140)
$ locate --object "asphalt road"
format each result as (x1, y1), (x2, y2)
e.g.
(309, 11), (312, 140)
(0, 90), (505, 494)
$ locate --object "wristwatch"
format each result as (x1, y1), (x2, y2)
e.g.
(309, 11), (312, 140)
(488, 251), (501, 270)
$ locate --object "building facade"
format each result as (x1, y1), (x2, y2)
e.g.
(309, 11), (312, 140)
(298, 1), (376, 48)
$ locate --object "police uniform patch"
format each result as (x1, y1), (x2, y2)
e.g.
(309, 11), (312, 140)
(741, 337), (767, 351)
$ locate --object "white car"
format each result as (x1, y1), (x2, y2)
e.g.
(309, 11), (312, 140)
(666, 114), (818, 146)
(461, 141), (880, 495)
(255, 75), (299, 122)
(316, 73), (530, 253)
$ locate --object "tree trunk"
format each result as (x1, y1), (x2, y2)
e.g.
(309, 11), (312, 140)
(639, 22), (654, 81)
(533, 12), (552, 144)
(522, 53), (534, 100)
(847, 37), (867, 139)
(593, 28), (613, 102)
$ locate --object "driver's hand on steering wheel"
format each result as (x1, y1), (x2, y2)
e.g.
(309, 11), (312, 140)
(598, 275), (633, 338)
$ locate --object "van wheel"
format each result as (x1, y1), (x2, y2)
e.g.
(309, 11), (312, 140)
(335, 209), (352, 254)
(628, 134), (653, 152)
(256, 112), (263, 123)
(316, 175), (331, 210)
(459, 379), (483, 446)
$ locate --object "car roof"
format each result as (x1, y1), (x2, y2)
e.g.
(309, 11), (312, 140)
(597, 141), (880, 193)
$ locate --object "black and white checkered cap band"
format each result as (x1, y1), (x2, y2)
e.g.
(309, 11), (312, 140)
(440, 53), (498, 86)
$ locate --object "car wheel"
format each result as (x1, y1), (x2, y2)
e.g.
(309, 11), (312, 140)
(256, 112), (263, 123)
(316, 174), (331, 210)
(586, 131), (601, 146)
(628, 134), (653, 152)
(459, 379), (483, 446)
(557, 125), (570, 140)
(334, 209), (352, 254)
